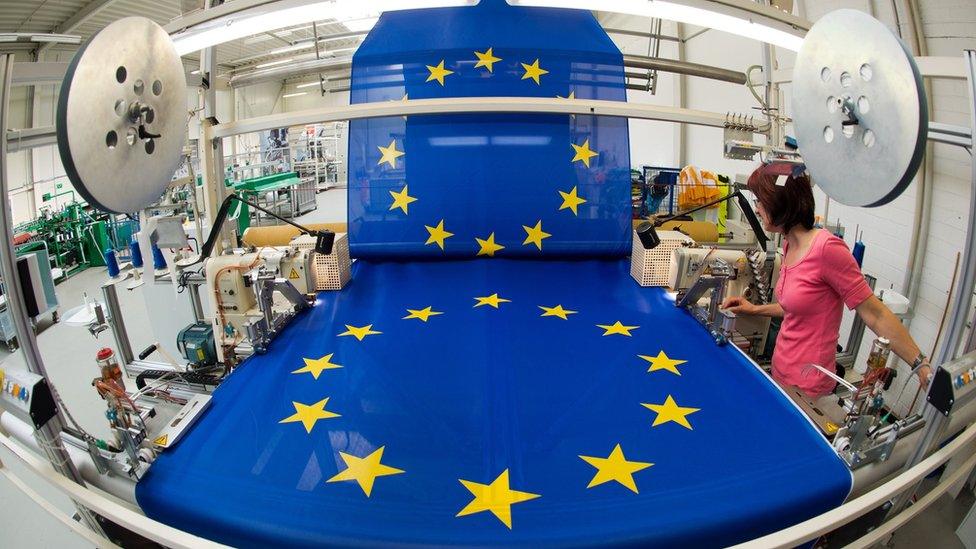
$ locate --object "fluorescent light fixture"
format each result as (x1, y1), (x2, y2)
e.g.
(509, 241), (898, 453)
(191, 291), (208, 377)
(342, 17), (379, 32)
(508, 0), (805, 51)
(190, 69), (201, 75)
(283, 91), (308, 98)
(256, 58), (294, 68)
(296, 81), (323, 88)
(171, 0), (476, 56)
(0, 35), (18, 43)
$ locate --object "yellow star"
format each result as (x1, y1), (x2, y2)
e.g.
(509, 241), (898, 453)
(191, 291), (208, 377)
(522, 220), (551, 250)
(558, 186), (587, 215)
(520, 58), (548, 85)
(641, 395), (700, 430)
(389, 185), (417, 214)
(403, 306), (443, 322)
(557, 90), (576, 99)
(338, 324), (382, 341)
(638, 351), (687, 376)
(579, 444), (653, 493)
(571, 139), (599, 167)
(596, 321), (639, 336)
(538, 304), (577, 320)
(279, 398), (340, 433)
(474, 293), (511, 309)
(326, 446), (404, 497)
(424, 219), (454, 250)
(473, 47), (502, 73)
(426, 59), (454, 86)
(291, 353), (343, 380)
(456, 469), (540, 529)
(377, 139), (405, 169)
(475, 232), (505, 257)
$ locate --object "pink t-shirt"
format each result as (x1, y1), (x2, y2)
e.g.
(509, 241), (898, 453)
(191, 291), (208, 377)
(773, 230), (873, 397)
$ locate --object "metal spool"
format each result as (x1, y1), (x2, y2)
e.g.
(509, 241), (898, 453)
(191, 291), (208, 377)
(793, 9), (927, 208)
(56, 17), (187, 214)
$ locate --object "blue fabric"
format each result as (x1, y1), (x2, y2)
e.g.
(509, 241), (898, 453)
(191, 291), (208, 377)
(347, 0), (631, 259)
(136, 259), (851, 547)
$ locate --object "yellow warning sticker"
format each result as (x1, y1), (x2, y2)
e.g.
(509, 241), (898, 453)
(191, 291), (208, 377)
(825, 421), (839, 434)
(153, 434), (169, 447)
(289, 268), (300, 280)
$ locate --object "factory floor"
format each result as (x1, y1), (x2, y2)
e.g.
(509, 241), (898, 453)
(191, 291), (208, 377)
(0, 187), (972, 548)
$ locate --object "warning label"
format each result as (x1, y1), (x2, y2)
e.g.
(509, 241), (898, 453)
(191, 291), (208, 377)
(289, 268), (300, 280)
(153, 434), (169, 447)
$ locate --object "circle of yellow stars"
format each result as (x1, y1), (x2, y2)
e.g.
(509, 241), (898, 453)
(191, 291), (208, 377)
(277, 50), (696, 531)
(374, 51), (600, 256)
(278, 287), (700, 529)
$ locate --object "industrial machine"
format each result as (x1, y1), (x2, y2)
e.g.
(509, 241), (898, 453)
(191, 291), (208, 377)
(205, 246), (315, 358)
(670, 245), (775, 349)
(0, 4), (974, 548)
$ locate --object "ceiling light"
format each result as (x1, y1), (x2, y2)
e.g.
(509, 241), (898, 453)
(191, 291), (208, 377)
(296, 81), (323, 88)
(342, 17), (379, 32)
(284, 92), (308, 98)
(508, 0), (805, 51)
(171, 0), (476, 56)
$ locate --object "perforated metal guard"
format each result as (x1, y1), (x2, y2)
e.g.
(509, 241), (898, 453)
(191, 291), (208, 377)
(792, 9), (926, 207)
(56, 17), (187, 214)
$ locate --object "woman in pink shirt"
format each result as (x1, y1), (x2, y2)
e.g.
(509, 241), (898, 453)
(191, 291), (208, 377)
(722, 166), (932, 398)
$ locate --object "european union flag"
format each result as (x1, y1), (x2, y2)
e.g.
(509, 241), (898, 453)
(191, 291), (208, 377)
(347, 0), (631, 259)
(136, 2), (852, 546)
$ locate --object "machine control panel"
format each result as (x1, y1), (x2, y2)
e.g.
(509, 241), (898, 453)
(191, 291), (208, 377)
(929, 352), (976, 417)
(0, 368), (57, 429)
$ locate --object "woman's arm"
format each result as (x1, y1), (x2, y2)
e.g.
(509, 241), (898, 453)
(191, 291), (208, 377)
(720, 296), (784, 318)
(855, 295), (931, 386)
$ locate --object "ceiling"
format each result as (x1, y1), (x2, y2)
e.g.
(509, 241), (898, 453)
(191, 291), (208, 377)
(0, 1), (668, 87)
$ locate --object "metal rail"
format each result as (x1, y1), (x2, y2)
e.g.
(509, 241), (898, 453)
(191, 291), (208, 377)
(730, 417), (976, 548)
(0, 432), (227, 549)
(211, 96), (738, 139)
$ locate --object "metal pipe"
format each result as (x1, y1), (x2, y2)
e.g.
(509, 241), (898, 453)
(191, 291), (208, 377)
(0, 52), (106, 537)
(101, 282), (134, 366)
(212, 96), (745, 139)
(734, 413), (976, 548)
(936, 50), (976, 366)
(0, 412), (137, 504)
(623, 55), (747, 85)
(603, 27), (681, 42)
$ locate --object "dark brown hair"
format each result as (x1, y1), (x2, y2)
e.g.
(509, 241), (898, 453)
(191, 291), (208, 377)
(747, 166), (815, 233)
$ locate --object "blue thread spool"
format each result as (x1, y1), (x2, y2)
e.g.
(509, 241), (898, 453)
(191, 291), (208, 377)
(129, 238), (143, 268)
(151, 244), (167, 269)
(104, 249), (120, 278)
(852, 228), (865, 268)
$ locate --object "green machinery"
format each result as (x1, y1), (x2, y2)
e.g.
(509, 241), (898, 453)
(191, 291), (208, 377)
(13, 191), (137, 280)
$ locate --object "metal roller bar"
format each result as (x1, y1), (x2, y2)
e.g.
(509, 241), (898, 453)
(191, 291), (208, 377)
(11, 62), (68, 87)
(623, 55), (746, 85)
(928, 121), (973, 149)
(211, 96), (737, 139)
(6, 126), (56, 153)
(229, 57), (352, 88)
(603, 27), (681, 42)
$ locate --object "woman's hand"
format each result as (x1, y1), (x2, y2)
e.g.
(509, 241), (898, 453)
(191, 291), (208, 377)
(917, 364), (932, 388)
(721, 296), (759, 315)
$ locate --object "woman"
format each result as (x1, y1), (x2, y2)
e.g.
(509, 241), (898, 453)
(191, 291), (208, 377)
(721, 165), (932, 398)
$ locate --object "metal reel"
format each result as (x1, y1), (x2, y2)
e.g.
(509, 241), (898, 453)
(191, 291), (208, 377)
(792, 9), (927, 208)
(56, 17), (187, 214)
